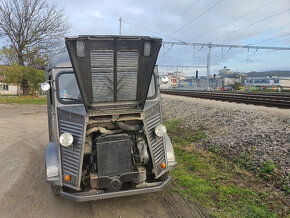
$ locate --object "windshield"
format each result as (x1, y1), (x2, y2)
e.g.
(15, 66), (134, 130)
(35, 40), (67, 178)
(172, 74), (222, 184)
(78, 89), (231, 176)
(57, 73), (82, 103)
(147, 75), (157, 98)
(57, 72), (155, 104)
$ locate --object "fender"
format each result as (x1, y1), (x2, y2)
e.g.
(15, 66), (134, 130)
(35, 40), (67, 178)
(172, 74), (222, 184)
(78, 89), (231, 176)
(46, 142), (60, 186)
(164, 134), (177, 170)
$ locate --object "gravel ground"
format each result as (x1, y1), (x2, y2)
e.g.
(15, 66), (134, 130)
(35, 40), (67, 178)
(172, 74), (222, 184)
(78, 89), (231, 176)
(162, 94), (290, 181)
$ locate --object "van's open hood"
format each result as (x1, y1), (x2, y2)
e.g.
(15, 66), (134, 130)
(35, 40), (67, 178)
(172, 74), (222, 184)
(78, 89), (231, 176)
(65, 35), (162, 112)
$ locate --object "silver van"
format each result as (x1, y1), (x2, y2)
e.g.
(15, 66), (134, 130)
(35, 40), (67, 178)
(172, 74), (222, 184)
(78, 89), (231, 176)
(42, 35), (176, 202)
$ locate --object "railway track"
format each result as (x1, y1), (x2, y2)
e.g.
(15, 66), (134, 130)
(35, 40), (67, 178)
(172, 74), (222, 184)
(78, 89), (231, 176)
(161, 89), (290, 108)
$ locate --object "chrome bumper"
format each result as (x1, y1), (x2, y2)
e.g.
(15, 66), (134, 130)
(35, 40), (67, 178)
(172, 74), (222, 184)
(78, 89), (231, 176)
(60, 176), (171, 202)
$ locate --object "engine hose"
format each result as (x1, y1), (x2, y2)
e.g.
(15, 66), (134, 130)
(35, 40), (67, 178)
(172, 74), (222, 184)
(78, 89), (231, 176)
(116, 121), (141, 131)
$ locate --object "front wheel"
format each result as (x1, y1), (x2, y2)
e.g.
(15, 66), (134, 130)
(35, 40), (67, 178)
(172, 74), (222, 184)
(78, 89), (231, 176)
(51, 185), (60, 196)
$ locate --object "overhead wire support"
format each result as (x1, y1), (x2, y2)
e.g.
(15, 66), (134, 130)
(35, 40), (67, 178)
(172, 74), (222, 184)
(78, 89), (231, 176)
(159, 65), (207, 68)
(162, 41), (290, 91)
(162, 41), (290, 51)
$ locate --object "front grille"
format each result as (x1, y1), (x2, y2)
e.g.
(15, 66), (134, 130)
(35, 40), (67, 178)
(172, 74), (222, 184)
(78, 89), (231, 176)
(146, 114), (165, 165)
(58, 108), (85, 190)
(144, 103), (166, 177)
(90, 50), (114, 102)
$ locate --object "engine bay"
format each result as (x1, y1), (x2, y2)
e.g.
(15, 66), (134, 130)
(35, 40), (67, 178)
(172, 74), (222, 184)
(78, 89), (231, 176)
(80, 115), (157, 193)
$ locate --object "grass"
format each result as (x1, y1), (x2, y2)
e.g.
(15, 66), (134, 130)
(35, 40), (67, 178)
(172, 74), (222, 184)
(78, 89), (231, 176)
(165, 119), (286, 217)
(0, 96), (47, 104)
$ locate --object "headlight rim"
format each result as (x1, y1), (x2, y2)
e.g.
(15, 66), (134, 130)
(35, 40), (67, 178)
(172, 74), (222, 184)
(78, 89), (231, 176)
(59, 132), (74, 147)
(155, 124), (167, 137)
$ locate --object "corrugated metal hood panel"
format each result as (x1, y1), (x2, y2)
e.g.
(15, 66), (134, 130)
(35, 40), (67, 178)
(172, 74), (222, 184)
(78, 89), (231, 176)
(65, 35), (162, 112)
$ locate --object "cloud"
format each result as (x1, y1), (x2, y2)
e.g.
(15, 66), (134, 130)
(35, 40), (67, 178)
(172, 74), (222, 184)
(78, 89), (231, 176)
(92, 11), (103, 19)
(51, 0), (290, 72)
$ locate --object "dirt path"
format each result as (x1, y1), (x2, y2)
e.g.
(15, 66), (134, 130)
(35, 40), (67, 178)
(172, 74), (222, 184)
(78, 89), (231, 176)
(0, 104), (206, 218)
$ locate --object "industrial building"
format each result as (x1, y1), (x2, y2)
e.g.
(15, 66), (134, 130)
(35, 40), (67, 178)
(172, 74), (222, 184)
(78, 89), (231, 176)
(161, 66), (243, 91)
(244, 71), (290, 90)
(160, 66), (290, 91)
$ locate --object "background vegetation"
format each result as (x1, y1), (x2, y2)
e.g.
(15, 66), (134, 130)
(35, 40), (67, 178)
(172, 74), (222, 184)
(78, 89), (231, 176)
(0, 0), (70, 95)
(0, 96), (46, 104)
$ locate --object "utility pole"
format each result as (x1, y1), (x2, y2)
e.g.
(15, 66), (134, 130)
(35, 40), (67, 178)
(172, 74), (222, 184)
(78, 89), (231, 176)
(176, 66), (178, 89)
(119, 17), (122, 35)
(207, 46), (211, 91)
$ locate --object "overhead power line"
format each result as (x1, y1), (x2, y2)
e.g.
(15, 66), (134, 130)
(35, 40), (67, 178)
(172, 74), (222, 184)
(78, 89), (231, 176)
(250, 32), (290, 45)
(247, 20), (290, 45)
(199, 0), (275, 41)
(122, 19), (185, 42)
(122, 19), (165, 37)
(122, 5), (290, 47)
(168, 0), (224, 37)
(161, 0), (202, 32)
(214, 8), (290, 42)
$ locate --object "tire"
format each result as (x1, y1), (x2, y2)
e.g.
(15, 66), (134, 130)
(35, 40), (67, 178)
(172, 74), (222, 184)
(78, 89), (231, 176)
(51, 185), (60, 196)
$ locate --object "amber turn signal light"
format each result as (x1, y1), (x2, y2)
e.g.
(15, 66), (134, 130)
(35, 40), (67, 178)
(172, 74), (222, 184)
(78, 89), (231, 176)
(160, 163), (166, 169)
(64, 174), (71, 182)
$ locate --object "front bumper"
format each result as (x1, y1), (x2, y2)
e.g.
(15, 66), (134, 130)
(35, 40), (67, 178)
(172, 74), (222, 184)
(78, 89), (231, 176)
(60, 176), (171, 202)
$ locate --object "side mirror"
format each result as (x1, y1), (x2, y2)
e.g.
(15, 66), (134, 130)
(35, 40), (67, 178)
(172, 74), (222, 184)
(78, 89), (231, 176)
(161, 76), (169, 84)
(41, 82), (51, 91)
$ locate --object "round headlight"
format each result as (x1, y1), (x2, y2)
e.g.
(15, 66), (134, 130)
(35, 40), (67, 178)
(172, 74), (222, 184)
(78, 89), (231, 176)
(155, 124), (167, 137)
(59, 132), (73, 147)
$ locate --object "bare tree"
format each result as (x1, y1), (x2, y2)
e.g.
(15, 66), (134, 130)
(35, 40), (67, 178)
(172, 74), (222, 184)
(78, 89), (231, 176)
(0, 0), (70, 94)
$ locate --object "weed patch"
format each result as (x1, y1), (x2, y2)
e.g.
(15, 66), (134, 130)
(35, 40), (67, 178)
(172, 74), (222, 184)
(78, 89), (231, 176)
(233, 146), (256, 171)
(261, 160), (277, 175)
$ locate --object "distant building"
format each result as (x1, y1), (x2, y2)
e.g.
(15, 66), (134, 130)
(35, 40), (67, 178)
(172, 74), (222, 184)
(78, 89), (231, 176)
(0, 66), (19, 95)
(244, 71), (290, 90)
(218, 66), (243, 88)
(223, 77), (241, 86)
(219, 66), (235, 75)
(168, 72), (185, 87)
(246, 71), (290, 79)
(244, 76), (290, 89)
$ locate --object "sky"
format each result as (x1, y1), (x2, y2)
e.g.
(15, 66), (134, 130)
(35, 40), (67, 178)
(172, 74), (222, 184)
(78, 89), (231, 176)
(31, 0), (290, 75)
